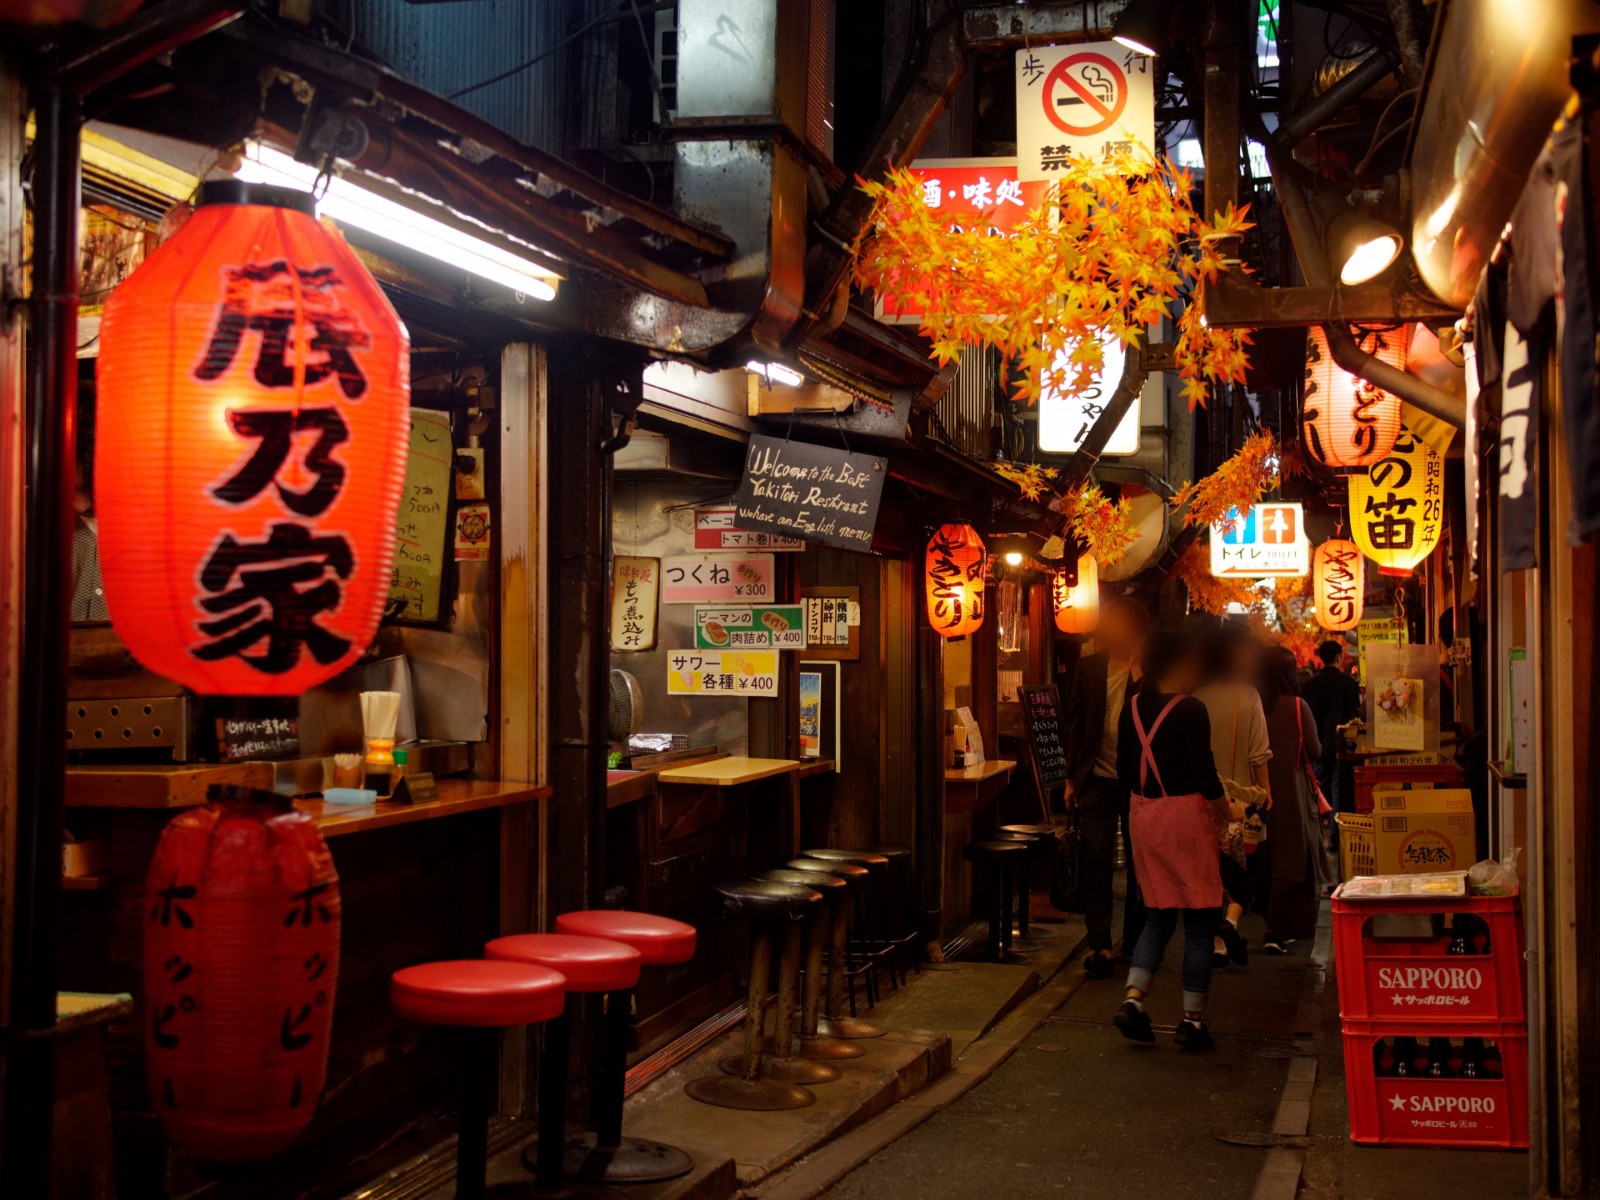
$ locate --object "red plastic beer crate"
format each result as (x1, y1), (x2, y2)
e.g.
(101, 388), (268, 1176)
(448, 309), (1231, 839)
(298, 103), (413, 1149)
(1353, 762), (1466, 813)
(1332, 894), (1525, 1024)
(1343, 1018), (1528, 1149)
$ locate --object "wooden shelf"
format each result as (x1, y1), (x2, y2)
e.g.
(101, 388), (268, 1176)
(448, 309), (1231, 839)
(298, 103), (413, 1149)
(66, 762), (276, 808)
(60, 873), (112, 891)
(606, 769), (656, 809)
(297, 780), (550, 838)
(944, 759), (1016, 784)
(656, 757), (800, 787)
(795, 759), (835, 780)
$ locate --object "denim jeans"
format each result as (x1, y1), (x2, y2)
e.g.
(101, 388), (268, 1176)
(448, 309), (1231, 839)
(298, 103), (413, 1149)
(1125, 906), (1222, 1013)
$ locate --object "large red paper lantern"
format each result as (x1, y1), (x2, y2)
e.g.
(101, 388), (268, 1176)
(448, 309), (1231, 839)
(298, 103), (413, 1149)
(97, 181), (410, 695)
(1312, 539), (1364, 632)
(1052, 554), (1100, 635)
(1301, 327), (1406, 469)
(144, 786), (341, 1162)
(926, 524), (986, 638)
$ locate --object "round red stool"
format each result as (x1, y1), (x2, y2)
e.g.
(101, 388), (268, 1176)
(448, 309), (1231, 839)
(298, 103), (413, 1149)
(487, 935), (641, 1196)
(542, 910), (697, 1184)
(391, 960), (566, 1200)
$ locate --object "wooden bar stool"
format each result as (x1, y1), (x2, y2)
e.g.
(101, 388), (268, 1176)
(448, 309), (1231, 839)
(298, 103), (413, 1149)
(390, 960), (568, 1200)
(799, 848), (892, 1006)
(988, 829), (1045, 951)
(963, 839), (1031, 964)
(686, 881), (822, 1110)
(999, 823), (1059, 941)
(543, 910), (696, 1184)
(486, 934), (646, 1195)
(782, 857), (884, 1038)
(755, 868), (864, 1063)
(865, 844), (920, 984)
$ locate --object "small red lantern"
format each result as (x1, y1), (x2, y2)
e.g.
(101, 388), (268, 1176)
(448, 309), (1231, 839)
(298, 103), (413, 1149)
(97, 180), (410, 695)
(1301, 327), (1406, 469)
(926, 524), (986, 638)
(1052, 554), (1100, 635)
(1313, 539), (1364, 632)
(144, 786), (341, 1162)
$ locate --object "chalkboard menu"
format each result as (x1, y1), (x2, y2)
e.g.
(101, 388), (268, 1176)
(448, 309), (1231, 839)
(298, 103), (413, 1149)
(731, 435), (885, 552)
(388, 409), (453, 623)
(1019, 684), (1069, 788)
(216, 716), (299, 763)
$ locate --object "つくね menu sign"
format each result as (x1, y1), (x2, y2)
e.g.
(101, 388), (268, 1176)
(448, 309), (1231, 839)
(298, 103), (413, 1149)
(731, 435), (886, 552)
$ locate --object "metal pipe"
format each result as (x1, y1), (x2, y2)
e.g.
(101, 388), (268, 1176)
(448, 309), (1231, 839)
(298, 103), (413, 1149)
(1266, 141), (1468, 429)
(1060, 345), (1149, 490)
(2, 82), (78, 1200)
(1275, 44), (1399, 147)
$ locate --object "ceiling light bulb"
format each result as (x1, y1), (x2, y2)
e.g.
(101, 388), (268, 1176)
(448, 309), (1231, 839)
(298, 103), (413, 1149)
(1340, 232), (1404, 284)
(1004, 551), (1023, 566)
(745, 360), (805, 387)
(1325, 209), (1404, 286)
(1111, 0), (1166, 58)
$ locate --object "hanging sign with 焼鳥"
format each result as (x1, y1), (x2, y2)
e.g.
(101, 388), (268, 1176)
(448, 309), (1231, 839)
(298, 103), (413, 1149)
(1015, 41), (1155, 182)
(731, 435), (886, 552)
(610, 556), (659, 652)
(1313, 539), (1364, 632)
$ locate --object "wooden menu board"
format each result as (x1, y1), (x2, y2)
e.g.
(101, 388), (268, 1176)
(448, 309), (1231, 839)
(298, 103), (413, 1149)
(797, 586), (860, 661)
(1019, 684), (1068, 789)
(388, 409), (453, 623)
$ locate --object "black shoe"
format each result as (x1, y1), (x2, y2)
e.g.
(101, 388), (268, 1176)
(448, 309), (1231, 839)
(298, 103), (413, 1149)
(1263, 934), (1287, 955)
(1218, 919), (1248, 965)
(1174, 1019), (1216, 1052)
(1084, 951), (1114, 979)
(1211, 951), (1229, 968)
(1114, 1000), (1156, 1044)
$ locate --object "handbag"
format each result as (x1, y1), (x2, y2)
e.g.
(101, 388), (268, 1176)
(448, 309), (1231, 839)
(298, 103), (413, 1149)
(1296, 698), (1333, 817)
(1047, 803), (1087, 913)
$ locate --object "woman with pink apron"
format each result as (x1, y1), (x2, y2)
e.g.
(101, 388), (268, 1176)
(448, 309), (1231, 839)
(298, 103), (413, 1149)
(1110, 630), (1243, 1052)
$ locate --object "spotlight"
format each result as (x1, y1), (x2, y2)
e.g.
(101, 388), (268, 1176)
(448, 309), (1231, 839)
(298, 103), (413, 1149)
(1326, 209), (1403, 285)
(1004, 551), (1024, 566)
(1112, 0), (1167, 57)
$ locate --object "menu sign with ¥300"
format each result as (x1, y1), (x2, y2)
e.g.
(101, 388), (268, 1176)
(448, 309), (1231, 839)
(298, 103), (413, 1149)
(1019, 684), (1069, 788)
(666, 649), (779, 696)
(661, 554), (774, 604)
(694, 505), (804, 552)
(694, 605), (806, 650)
(731, 435), (886, 552)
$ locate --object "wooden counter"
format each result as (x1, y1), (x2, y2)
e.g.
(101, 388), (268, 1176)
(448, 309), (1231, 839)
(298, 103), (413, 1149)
(66, 762), (276, 808)
(943, 759), (1017, 813)
(296, 780), (550, 838)
(606, 768), (656, 809)
(656, 756), (799, 787)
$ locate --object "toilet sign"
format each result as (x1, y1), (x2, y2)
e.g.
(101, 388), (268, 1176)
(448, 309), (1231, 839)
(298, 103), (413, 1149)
(1016, 41), (1154, 182)
(1209, 503), (1311, 578)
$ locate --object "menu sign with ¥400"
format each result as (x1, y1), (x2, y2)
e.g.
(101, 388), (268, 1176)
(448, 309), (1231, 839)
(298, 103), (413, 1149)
(694, 605), (806, 650)
(694, 505), (804, 552)
(666, 650), (778, 696)
(661, 554), (774, 604)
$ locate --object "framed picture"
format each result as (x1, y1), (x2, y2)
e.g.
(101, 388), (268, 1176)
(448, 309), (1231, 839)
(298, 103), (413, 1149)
(798, 659), (841, 771)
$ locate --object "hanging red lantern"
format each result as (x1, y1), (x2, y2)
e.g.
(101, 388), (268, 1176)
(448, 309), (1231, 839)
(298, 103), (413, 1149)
(1301, 327), (1406, 469)
(1052, 554), (1100, 635)
(1312, 539), (1364, 632)
(925, 524), (986, 638)
(97, 180), (410, 695)
(144, 786), (340, 1162)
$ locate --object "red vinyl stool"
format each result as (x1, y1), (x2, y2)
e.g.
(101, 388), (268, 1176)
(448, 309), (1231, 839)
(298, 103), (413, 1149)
(541, 910), (697, 1184)
(487, 935), (642, 1196)
(391, 960), (567, 1200)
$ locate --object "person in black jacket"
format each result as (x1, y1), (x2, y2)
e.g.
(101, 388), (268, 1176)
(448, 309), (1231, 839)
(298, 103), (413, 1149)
(1061, 595), (1150, 977)
(1301, 640), (1361, 808)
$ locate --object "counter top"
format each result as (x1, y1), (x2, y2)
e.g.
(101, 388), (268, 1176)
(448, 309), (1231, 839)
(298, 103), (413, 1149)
(795, 759), (836, 780)
(297, 780), (550, 838)
(944, 760), (1016, 784)
(67, 761), (277, 808)
(656, 756), (800, 787)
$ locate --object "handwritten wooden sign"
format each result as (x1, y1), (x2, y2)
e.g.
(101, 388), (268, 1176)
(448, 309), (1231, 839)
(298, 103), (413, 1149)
(1019, 684), (1069, 788)
(388, 409), (453, 622)
(611, 556), (659, 652)
(216, 716), (299, 763)
(731, 435), (886, 552)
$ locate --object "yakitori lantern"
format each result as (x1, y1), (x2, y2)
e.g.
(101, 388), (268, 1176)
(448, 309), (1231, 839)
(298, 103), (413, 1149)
(1313, 539), (1364, 632)
(144, 786), (341, 1162)
(97, 181), (410, 695)
(926, 524), (986, 638)
(1301, 327), (1406, 468)
(1349, 429), (1444, 576)
(1052, 554), (1100, 635)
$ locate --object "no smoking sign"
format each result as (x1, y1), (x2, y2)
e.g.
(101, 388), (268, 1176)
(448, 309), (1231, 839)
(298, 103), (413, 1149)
(1015, 40), (1154, 183)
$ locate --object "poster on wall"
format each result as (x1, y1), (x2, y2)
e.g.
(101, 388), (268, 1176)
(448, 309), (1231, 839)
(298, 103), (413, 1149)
(693, 605), (806, 650)
(666, 649), (778, 696)
(661, 553), (774, 604)
(388, 409), (454, 622)
(693, 505), (804, 551)
(798, 660), (840, 770)
(731, 436), (886, 552)
(610, 556), (659, 652)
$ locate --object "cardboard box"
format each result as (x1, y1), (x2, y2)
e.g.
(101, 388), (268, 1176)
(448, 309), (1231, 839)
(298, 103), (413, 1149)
(1371, 788), (1476, 873)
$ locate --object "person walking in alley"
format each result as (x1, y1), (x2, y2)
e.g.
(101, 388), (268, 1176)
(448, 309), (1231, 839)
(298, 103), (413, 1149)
(1112, 630), (1240, 1052)
(1061, 596), (1151, 979)
(1300, 639), (1360, 812)
(1257, 647), (1335, 952)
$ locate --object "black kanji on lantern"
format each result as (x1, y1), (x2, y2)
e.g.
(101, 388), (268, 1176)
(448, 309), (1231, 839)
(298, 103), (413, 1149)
(212, 407), (350, 517)
(1363, 493), (1418, 549)
(195, 261), (371, 399)
(194, 523), (354, 672)
(283, 880), (335, 928)
(151, 876), (197, 929)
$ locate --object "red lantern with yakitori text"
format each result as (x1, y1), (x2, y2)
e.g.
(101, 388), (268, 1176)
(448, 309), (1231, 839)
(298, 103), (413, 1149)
(1052, 554), (1100, 635)
(1301, 327), (1406, 469)
(144, 786), (341, 1162)
(926, 524), (986, 638)
(1313, 539), (1364, 632)
(97, 180), (410, 695)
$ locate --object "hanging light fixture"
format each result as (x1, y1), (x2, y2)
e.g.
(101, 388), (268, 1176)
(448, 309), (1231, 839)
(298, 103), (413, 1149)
(1312, 539), (1364, 632)
(96, 180), (412, 695)
(925, 524), (986, 638)
(1111, 0), (1167, 57)
(1326, 209), (1404, 285)
(1302, 327), (1407, 469)
(1348, 430), (1444, 576)
(1052, 554), (1100, 635)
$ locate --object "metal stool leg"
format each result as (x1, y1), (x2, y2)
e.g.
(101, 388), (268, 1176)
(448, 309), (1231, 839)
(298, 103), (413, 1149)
(688, 928), (814, 1110)
(455, 1028), (496, 1200)
(728, 921), (840, 1085)
(817, 899), (883, 1039)
(779, 906), (864, 1061)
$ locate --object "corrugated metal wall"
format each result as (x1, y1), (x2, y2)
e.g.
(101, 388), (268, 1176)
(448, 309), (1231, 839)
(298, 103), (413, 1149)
(935, 348), (999, 460)
(351, 0), (579, 154)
